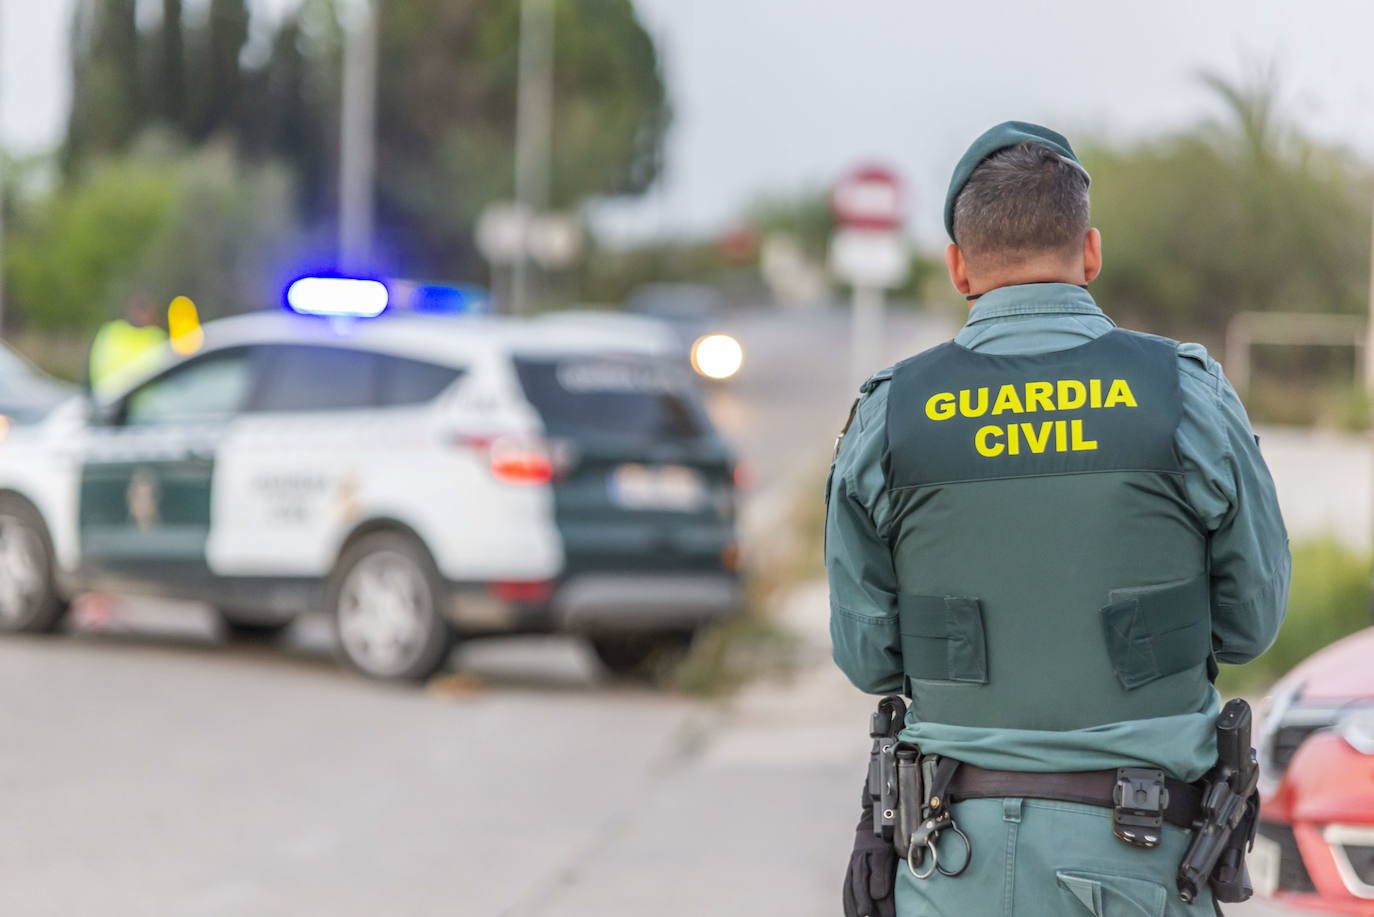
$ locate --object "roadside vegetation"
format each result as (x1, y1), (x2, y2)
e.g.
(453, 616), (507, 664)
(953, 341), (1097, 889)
(670, 468), (826, 697)
(1221, 536), (1371, 694)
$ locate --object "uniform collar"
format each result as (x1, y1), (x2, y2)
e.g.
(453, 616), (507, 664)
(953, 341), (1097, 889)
(964, 282), (1110, 325)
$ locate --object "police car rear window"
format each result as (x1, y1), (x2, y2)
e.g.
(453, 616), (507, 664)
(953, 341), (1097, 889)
(377, 355), (463, 406)
(251, 345), (463, 412)
(513, 356), (705, 437)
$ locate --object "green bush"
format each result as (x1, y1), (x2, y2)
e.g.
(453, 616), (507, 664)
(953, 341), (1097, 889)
(1245, 379), (1372, 431)
(6, 136), (301, 336)
(1220, 537), (1371, 693)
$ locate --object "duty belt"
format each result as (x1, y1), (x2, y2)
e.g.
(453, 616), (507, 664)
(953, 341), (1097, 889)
(949, 764), (1203, 838)
(863, 696), (1259, 903)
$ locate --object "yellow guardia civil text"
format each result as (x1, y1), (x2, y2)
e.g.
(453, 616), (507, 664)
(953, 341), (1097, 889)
(924, 379), (1138, 457)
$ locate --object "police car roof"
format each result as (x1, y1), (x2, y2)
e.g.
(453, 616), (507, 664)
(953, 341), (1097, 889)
(197, 310), (678, 367)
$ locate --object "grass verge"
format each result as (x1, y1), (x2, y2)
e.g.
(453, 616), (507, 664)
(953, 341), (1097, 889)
(670, 467), (828, 697)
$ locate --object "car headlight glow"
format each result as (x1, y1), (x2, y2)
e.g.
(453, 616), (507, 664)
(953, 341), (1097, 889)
(691, 334), (743, 380)
(1339, 709), (1374, 755)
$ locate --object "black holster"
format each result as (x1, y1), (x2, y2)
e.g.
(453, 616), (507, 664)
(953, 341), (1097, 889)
(865, 696), (906, 842)
(1177, 699), (1261, 904)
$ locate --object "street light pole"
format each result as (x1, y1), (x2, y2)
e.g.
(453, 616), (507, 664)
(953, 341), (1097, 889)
(339, 0), (378, 276)
(512, 0), (554, 316)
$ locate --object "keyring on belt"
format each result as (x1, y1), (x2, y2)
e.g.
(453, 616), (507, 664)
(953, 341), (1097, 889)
(905, 817), (973, 880)
(907, 836), (938, 880)
(934, 820), (972, 878)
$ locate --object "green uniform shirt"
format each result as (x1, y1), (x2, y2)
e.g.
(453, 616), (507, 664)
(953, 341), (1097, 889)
(826, 282), (1290, 782)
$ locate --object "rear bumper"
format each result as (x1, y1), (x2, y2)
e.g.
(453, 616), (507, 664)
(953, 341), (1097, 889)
(445, 572), (744, 635)
(553, 572), (743, 632)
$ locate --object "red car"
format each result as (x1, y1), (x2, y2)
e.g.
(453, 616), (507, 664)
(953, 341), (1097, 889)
(1255, 627), (1374, 914)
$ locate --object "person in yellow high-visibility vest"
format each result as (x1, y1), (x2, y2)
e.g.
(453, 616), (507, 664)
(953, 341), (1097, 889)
(88, 296), (168, 397)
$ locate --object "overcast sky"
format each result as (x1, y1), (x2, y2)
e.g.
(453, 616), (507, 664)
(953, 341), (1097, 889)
(7, 1), (1374, 246)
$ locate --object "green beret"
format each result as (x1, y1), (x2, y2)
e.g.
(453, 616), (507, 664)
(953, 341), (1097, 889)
(944, 120), (1090, 240)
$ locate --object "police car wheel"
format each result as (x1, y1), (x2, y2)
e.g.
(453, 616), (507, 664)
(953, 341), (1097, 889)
(589, 630), (695, 682)
(0, 495), (66, 634)
(328, 532), (453, 682)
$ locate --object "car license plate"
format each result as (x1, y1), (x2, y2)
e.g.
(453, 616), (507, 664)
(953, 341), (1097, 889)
(609, 464), (705, 512)
(1249, 833), (1281, 897)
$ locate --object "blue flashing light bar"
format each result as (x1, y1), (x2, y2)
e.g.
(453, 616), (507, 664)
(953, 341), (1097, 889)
(410, 283), (490, 315)
(286, 277), (390, 318)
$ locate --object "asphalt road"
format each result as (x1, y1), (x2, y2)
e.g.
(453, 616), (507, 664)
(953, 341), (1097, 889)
(0, 305), (1334, 915)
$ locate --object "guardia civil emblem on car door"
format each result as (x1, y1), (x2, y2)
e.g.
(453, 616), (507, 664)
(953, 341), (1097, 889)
(126, 468), (160, 531)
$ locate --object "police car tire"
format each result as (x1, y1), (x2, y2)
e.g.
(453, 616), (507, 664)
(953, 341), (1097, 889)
(326, 531), (453, 682)
(589, 630), (695, 683)
(0, 494), (67, 634)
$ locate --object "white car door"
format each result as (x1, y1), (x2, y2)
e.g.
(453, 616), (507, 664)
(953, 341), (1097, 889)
(208, 343), (463, 582)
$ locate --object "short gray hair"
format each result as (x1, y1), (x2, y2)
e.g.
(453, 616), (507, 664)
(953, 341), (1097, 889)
(951, 141), (1090, 262)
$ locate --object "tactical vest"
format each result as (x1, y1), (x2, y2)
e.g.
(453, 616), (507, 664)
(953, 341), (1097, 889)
(883, 329), (1212, 732)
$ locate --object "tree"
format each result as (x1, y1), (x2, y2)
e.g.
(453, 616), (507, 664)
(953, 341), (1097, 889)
(8, 139), (300, 333)
(1082, 70), (1372, 337)
(58, 0), (668, 286)
(372, 0), (668, 279)
(158, 0), (188, 130)
(192, 0), (252, 140)
(62, 0), (143, 176)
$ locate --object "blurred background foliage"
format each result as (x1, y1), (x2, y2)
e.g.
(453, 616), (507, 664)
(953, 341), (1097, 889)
(11, 135), (300, 334)
(22, 0), (666, 336)
(1083, 67), (1373, 339)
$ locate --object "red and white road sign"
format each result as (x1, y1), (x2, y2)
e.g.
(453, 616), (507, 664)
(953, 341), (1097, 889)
(831, 164), (904, 232)
(830, 164), (909, 289)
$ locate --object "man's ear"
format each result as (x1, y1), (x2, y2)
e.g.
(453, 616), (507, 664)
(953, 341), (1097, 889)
(945, 243), (972, 295)
(1083, 228), (1103, 283)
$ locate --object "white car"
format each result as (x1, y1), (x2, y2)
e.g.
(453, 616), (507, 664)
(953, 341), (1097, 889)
(0, 284), (743, 681)
(0, 340), (75, 424)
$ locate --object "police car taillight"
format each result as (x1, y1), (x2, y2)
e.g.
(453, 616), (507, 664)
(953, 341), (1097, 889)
(455, 433), (556, 484)
(487, 580), (554, 603)
(490, 438), (554, 484)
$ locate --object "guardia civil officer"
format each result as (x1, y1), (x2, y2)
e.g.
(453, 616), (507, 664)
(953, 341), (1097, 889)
(88, 294), (167, 397)
(828, 122), (1289, 917)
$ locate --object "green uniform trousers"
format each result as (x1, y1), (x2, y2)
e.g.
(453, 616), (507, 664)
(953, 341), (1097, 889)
(896, 797), (1216, 916)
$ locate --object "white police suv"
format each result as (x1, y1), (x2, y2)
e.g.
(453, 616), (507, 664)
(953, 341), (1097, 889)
(0, 280), (742, 681)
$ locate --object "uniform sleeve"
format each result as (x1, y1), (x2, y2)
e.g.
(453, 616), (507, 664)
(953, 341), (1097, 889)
(1175, 344), (1290, 665)
(825, 379), (905, 695)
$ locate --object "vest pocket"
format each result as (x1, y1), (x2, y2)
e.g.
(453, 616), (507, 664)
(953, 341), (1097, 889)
(897, 593), (988, 684)
(1100, 574), (1210, 691)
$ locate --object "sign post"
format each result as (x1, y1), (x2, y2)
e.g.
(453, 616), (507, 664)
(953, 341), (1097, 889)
(829, 165), (908, 386)
(476, 202), (583, 312)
